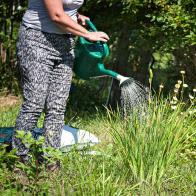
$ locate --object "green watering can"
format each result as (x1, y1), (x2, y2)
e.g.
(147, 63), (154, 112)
(73, 20), (129, 85)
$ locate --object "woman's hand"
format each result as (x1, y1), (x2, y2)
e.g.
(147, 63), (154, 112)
(77, 13), (90, 26)
(77, 13), (109, 42)
(85, 31), (109, 42)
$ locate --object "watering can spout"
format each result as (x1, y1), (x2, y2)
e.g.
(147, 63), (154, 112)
(98, 63), (130, 85)
(116, 75), (130, 85)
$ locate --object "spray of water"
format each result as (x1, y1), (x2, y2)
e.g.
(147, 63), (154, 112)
(120, 78), (149, 117)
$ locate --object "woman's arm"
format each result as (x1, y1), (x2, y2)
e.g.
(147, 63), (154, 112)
(43, 0), (109, 42)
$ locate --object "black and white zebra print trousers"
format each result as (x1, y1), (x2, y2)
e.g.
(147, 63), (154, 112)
(12, 25), (75, 159)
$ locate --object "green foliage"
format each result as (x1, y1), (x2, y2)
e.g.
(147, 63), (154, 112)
(0, 130), (64, 195)
(0, 0), (27, 94)
(107, 98), (195, 191)
(67, 77), (111, 112)
(82, 0), (195, 93)
(84, 0), (195, 50)
(0, 0), (195, 98)
(0, 144), (18, 170)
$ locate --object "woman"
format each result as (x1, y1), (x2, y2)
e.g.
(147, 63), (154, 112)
(12, 0), (109, 164)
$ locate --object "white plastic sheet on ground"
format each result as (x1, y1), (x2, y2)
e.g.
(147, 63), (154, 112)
(60, 125), (100, 152)
(33, 125), (100, 152)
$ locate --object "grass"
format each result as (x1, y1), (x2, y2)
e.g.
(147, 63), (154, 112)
(0, 95), (195, 195)
(107, 99), (195, 192)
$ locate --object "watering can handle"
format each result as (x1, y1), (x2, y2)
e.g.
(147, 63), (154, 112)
(85, 19), (109, 58)
(86, 20), (98, 32)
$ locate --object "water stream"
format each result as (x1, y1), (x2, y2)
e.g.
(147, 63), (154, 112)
(120, 78), (149, 117)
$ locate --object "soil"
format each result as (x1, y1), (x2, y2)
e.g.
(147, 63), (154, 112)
(0, 95), (21, 109)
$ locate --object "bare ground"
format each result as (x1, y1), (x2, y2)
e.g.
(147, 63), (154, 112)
(0, 95), (21, 110)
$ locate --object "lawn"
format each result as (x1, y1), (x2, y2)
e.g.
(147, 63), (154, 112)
(0, 93), (195, 195)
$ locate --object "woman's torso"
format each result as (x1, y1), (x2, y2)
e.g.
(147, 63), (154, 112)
(23, 0), (84, 34)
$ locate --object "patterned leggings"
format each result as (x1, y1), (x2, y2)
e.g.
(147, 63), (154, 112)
(12, 25), (75, 159)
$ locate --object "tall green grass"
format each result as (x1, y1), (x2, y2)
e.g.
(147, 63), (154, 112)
(107, 98), (195, 191)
